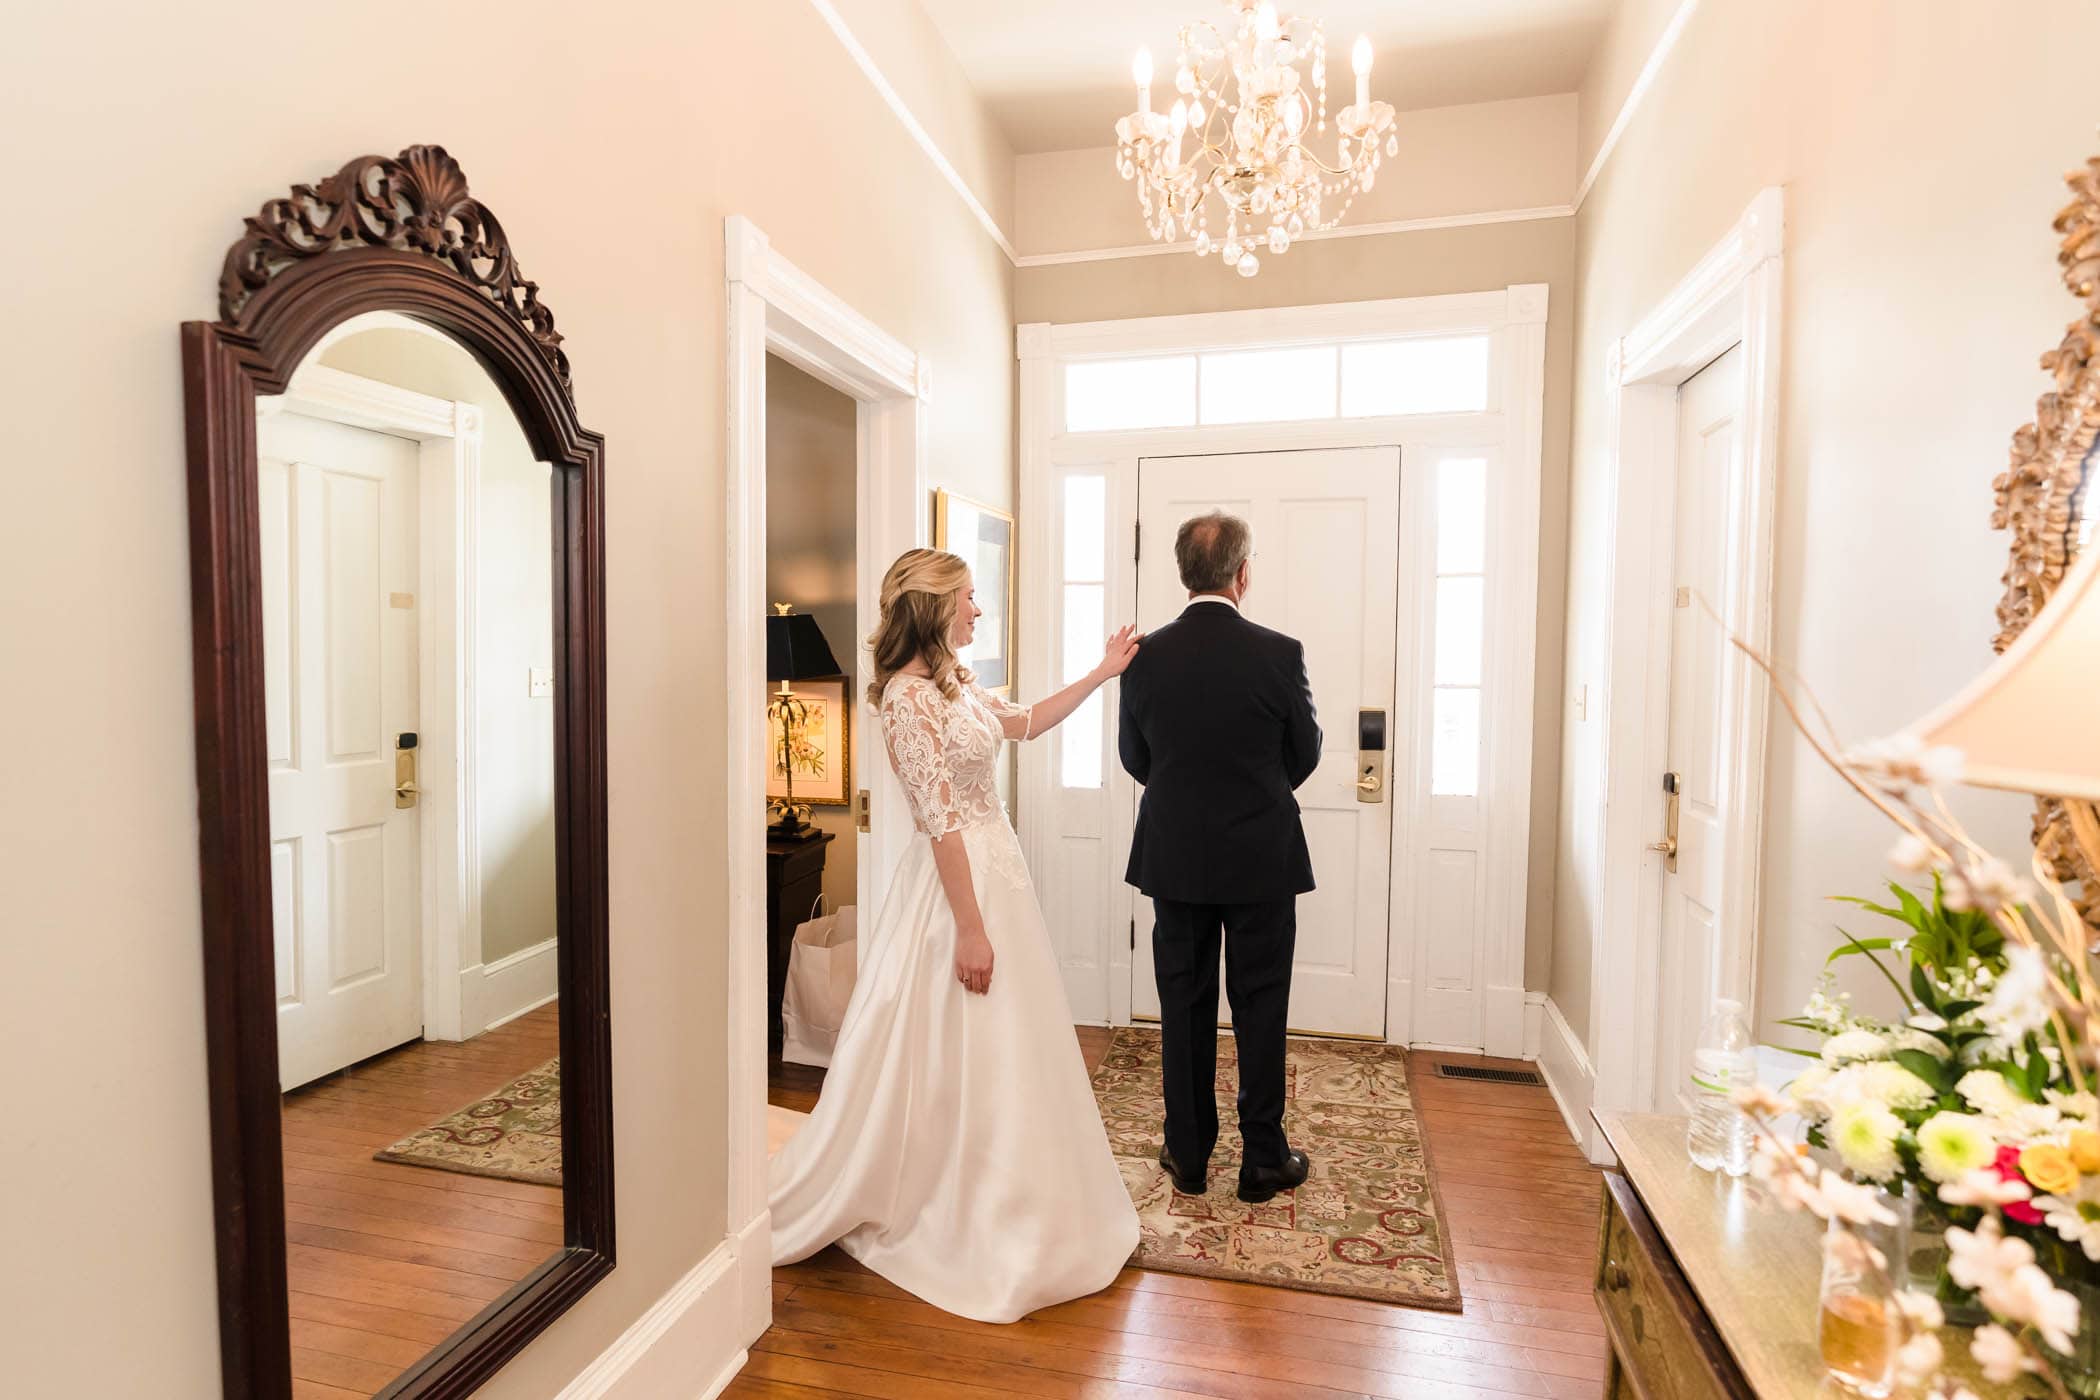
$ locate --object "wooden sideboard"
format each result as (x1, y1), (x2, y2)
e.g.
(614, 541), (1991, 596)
(1593, 1112), (1998, 1397)
(765, 831), (835, 1056)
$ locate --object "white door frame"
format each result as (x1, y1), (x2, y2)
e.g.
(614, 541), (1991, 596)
(264, 348), (488, 1045)
(723, 214), (928, 1347)
(1016, 285), (1548, 1056)
(1586, 187), (1784, 1159)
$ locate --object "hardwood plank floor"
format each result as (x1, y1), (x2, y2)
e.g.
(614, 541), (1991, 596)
(739, 1029), (1605, 1399)
(280, 1003), (564, 1397)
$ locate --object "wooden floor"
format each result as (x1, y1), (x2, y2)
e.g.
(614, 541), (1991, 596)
(737, 1029), (1605, 1400)
(279, 1003), (564, 1398)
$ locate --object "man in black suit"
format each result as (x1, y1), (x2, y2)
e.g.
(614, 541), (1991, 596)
(1119, 511), (1321, 1204)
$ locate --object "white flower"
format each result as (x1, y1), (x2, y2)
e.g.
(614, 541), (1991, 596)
(1917, 1113), (1997, 1184)
(1905, 1011), (1948, 1033)
(1896, 1290), (1946, 1332)
(2037, 1176), (2100, 1263)
(1939, 1167), (2032, 1209)
(1892, 1028), (1951, 1062)
(1946, 855), (2033, 913)
(1980, 945), (2051, 1042)
(2001, 1263), (2082, 1354)
(1956, 1069), (2023, 1118)
(2049, 1088), (2100, 1122)
(1831, 1102), (1903, 1181)
(1970, 1323), (2034, 1384)
(1750, 1135), (1827, 1215)
(1847, 734), (1964, 789)
(1856, 1061), (1936, 1112)
(1822, 1029), (1890, 1065)
(1820, 1174), (1900, 1228)
(1896, 1328), (1944, 1385)
(1947, 1217), (2081, 1351)
(1889, 832), (1938, 873)
(1788, 1064), (1836, 1118)
(1731, 1083), (1787, 1118)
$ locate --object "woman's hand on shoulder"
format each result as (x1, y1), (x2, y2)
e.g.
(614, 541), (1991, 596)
(1095, 624), (1142, 680)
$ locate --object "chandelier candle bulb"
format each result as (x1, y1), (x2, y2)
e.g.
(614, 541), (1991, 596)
(1351, 35), (1371, 111)
(1134, 47), (1153, 113)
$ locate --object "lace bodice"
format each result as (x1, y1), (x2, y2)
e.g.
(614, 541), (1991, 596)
(880, 674), (1030, 839)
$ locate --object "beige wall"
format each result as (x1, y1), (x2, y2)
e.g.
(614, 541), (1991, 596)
(766, 355), (861, 911)
(1550, 0), (2091, 1049)
(1017, 215), (1576, 993)
(1016, 94), (1577, 257)
(0, 0), (1011, 1393)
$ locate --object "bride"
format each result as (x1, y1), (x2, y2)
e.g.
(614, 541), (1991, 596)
(768, 547), (1142, 1322)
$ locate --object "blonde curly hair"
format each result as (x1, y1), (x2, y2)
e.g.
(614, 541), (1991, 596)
(865, 548), (975, 708)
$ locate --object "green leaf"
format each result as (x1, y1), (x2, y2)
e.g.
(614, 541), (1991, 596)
(1939, 999), (1981, 1020)
(1910, 961), (1940, 1014)
(1894, 1049), (1952, 1092)
(1826, 936), (1897, 963)
(2027, 1052), (2049, 1101)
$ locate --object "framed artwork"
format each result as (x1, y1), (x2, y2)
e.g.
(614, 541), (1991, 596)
(934, 488), (1015, 692)
(766, 677), (852, 806)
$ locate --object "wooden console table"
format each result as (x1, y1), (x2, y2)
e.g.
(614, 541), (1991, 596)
(1593, 1111), (1998, 1397)
(765, 831), (834, 1056)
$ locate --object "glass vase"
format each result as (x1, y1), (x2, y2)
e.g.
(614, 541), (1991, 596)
(1904, 1193), (1987, 1328)
(2037, 1244), (2100, 1398)
(1819, 1195), (1909, 1399)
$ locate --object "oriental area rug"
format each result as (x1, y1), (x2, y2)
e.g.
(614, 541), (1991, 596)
(375, 1056), (562, 1186)
(1089, 1026), (1461, 1310)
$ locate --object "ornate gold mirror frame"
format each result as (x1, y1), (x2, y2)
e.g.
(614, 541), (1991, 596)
(1991, 155), (2100, 929)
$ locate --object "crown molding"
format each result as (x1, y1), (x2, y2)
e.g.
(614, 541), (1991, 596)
(1013, 203), (1576, 268)
(1574, 0), (1703, 209)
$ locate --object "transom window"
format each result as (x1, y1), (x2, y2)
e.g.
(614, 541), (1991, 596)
(1063, 333), (1491, 434)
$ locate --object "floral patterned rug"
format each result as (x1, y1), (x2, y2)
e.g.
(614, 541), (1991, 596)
(1090, 1027), (1461, 1310)
(374, 1057), (562, 1186)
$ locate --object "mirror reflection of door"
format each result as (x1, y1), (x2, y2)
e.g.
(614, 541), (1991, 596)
(258, 312), (565, 1399)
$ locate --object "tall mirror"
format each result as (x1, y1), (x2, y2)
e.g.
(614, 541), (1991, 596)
(185, 147), (611, 1400)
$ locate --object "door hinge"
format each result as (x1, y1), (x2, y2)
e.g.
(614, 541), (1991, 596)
(1130, 918), (1137, 950)
(1134, 520), (1142, 563)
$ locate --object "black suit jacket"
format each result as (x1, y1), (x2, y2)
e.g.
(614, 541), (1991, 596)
(1118, 602), (1322, 904)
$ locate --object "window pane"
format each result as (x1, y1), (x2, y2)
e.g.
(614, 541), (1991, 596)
(1061, 584), (1106, 788)
(1198, 345), (1338, 425)
(1434, 576), (1485, 686)
(1431, 687), (1481, 796)
(1065, 356), (1195, 432)
(1340, 335), (1491, 416)
(1062, 693), (1104, 789)
(1436, 458), (1487, 574)
(1063, 475), (1107, 582)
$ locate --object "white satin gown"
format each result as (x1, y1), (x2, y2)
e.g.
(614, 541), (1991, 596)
(768, 674), (1140, 1322)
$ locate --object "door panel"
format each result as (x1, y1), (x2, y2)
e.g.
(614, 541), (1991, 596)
(1129, 447), (1400, 1037)
(1655, 345), (1744, 1110)
(261, 408), (423, 1089)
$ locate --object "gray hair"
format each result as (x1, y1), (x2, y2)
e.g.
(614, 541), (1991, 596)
(1174, 511), (1252, 593)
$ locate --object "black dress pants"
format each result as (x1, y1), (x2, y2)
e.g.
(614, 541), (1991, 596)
(1150, 896), (1296, 1175)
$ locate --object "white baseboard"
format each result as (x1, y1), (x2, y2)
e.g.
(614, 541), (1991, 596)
(553, 1235), (755, 1400)
(733, 1210), (772, 1349)
(461, 937), (558, 1036)
(1522, 990), (1545, 1061)
(1538, 996), (1613, 1165)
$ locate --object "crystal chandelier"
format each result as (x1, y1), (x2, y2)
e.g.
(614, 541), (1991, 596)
(1114, 0), (1396, 277)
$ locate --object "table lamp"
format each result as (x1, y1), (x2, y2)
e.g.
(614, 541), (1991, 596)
(766, 603), (843, 841)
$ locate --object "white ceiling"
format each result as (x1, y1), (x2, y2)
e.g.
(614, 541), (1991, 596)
(920, 0), (1612, 155)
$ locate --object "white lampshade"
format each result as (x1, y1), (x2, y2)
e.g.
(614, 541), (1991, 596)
(1902, 531), (2100, 800)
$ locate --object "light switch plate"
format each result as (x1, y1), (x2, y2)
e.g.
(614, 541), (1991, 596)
(529, 667), (554, 699)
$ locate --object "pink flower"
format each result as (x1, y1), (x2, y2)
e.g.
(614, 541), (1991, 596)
(1993, 1145), (2046, 1225)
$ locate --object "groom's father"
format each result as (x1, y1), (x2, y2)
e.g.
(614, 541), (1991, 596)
(1118, 512), (1321, 1204)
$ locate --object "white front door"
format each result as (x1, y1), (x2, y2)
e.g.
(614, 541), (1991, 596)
(1129, 447), (1400, 1037)
(259, 407), (425, 1090)
(1653, 345), (1744, 1110)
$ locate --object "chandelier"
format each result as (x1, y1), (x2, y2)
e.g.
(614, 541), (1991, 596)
(1114, 0), (1396, 277)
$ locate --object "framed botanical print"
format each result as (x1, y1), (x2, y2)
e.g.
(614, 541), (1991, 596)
(766, 677), (852, 806)
(934, 488), (1015, 693)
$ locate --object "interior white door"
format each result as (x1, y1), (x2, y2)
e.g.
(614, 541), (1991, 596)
(259, 407), (425, 1090)
(1129, 447), (1400, 1037)
(1653, 344), (1744, 1110)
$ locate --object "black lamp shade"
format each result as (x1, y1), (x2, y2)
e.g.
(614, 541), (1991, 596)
(767, 610), (842, 682)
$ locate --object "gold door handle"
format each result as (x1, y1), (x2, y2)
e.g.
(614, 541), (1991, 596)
(1357, 772), (1382, 794)
(395, 780), (420, 808)
(1647, 838), (1676, 858)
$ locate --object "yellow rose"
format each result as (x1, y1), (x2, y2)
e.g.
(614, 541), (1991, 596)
(2021, 1143), (2080, 1197)
(2072, 1131), (2100, 1174)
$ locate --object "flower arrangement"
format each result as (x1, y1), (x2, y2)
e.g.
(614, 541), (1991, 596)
(1719, 634), (2100, 1398)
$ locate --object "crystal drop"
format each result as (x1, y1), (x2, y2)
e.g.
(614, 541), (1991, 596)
(1268, 224), (1288, 254)
(1237, 251), (1260, 277)
(1287, 213), (1304, 237)
(1338, 137), (1350, 163)
(1222, 239), (1242, 263)
(1190, 99), (1205, 126)
(1386, 134), (1398, 157)
(1196, 230), (1212, 256)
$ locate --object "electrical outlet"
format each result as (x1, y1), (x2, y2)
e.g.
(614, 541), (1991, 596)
(529, 667), (554, 699)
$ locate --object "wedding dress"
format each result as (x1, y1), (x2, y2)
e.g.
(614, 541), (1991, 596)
(768, 673), (1139, 1322)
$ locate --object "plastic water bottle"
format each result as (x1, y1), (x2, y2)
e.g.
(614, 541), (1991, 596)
(1686, 997), (1756, 1176)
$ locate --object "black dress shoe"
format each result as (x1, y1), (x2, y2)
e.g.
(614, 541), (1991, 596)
(1236, 1148), (1310, 1204)
(1157, 1144), (1208, 1195)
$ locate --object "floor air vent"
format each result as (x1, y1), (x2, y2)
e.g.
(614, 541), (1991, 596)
(1436, 1064), (1543, 1086)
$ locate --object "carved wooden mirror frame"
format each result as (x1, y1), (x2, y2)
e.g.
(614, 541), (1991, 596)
(182, 146), (613, 1399)
(1992, 153), (2100, 932)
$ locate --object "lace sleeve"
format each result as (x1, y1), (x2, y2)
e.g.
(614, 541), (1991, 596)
(882, 678), (963, 837)
(970, 681), (1033, 740)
